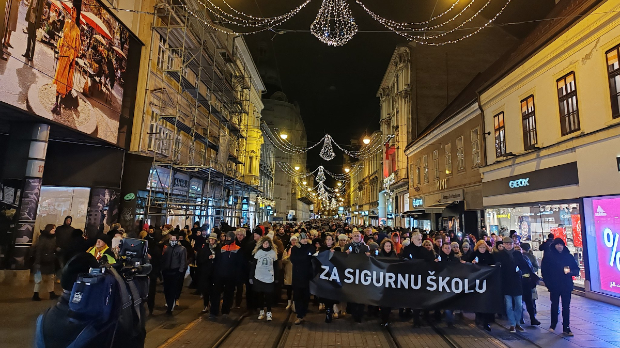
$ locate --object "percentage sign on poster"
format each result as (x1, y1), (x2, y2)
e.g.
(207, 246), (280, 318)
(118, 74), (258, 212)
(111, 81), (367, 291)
(603, 228), (620, 271)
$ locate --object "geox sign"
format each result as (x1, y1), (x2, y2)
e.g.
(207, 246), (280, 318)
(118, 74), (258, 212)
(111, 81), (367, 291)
(509, 178), (530, 189)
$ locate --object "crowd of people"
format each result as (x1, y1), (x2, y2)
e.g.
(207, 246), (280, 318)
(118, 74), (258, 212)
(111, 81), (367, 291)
(30, 217), (580, 337)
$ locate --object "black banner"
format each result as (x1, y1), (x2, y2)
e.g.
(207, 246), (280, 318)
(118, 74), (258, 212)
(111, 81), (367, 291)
(310, 252), (502, 313)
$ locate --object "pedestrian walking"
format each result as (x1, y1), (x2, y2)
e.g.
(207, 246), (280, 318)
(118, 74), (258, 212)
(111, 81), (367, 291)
(161, 234), (187, 315)
(541, 238), (579, 336)
(345, 230), (369, 323)
(378, 239), (397, 326)
(282, 234), (297, 310)
(251, 236), (278, 321)
(210, 231), (242, 319)
(402, 232), (435, 326)
(495, 237), (525, 333)
(32, 224), (58, 301)
(436, 242), (462, 328)
(145, 229), (162, 316)
(514, 244), (541, 326)
(471, 240), (495, 331)
(197, 233), (219, 313)
(54, 216), (74, 271)
(290, 232), (315, 325)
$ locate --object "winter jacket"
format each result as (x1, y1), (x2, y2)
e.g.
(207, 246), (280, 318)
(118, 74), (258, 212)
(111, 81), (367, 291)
(344, 241), (369, 254)
(196, 243), (219, 278)
(54, 223), (74, 252)
(471, 250), (495, 266)
(494, 249), (523, 296)
(378, 250), (398, 259)
(541, 239), (579, 293)
(437, 250), (461, 264)
(214, 242), (242, 279)
(33, 232), (57, 275)
(145, 235), (162, 276)
(282, 246), (293, 286)
(401, 243), (436, 262)
(523, 251), (539, 273)
(290, 243), (315, 287)
(162, 244), (187, 273)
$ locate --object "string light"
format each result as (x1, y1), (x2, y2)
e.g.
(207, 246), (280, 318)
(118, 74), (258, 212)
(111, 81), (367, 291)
(310, 0), (358, 47)
(319, 135), (336, 161)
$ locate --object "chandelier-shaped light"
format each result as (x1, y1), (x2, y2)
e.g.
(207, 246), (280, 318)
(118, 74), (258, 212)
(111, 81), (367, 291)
(319, 135), (336, 161)
(316, 166), (327, 183)
(310, 0), (358, 47)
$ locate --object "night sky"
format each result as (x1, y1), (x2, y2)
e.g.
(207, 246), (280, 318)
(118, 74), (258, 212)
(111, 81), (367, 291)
(226, 0), (555, 172)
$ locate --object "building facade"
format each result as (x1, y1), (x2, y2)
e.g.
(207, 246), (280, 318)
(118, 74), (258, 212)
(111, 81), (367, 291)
(348, 131), (383, 227)
(405, 101), (485, 234)
(478, 0), (620, 302)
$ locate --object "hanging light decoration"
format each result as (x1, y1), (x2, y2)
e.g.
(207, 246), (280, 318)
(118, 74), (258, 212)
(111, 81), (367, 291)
(319, 135), (336, 161)
(310, 0), (358, 47)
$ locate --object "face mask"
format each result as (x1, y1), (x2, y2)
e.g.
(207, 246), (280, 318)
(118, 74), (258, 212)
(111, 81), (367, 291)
(170, 240), (178, 246)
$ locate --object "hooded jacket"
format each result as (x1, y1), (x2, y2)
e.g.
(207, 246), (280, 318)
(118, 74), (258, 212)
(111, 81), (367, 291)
(541, 238), (579, 293)
(54, 217), (74, 252)
(390, 233), (403, 255)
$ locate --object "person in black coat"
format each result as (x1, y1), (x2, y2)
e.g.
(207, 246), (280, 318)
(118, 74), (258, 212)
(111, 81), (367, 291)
(401, 232), (435, 326)
(290, 232), (315, 325)
(494, 237), (524, 333)
(377, 239), (398, 326)
(145, 232), (162, 315)
(161, 234), (187, 315)
(470, 240), (495, 331)
(197, 233), (219, 313)
(436, 243), (462, 327)
(210, 231), (242, 318)
(514, 244), (541, 326)
(344, 230), (370, 323)
(32, 224), (59, 301)
(541, 238), (579, 336)
(54, 216), (74, 271)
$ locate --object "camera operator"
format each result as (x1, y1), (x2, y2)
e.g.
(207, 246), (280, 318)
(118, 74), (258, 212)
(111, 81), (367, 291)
(35, 249), (149, 348)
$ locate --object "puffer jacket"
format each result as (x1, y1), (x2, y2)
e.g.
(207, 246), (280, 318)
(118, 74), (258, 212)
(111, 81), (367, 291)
(33, 231), (57, 275)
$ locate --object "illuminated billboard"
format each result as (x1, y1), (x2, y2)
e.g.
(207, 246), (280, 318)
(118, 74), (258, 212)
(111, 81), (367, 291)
(0, 0), (139, 144)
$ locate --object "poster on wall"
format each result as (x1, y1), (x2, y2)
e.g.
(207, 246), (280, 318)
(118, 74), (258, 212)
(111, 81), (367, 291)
(591, 197), (620, 295)
(571, 214), (583, 248)
(86, 188), (119, 238)
(0, 0), (140, 144)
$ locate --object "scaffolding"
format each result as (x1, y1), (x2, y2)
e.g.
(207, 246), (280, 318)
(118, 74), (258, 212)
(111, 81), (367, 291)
(135, 0), (260, 229)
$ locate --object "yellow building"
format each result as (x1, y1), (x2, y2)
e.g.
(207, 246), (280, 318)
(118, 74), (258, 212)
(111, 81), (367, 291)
(117, 0), (265, 228)
(478, 0), (620, 302)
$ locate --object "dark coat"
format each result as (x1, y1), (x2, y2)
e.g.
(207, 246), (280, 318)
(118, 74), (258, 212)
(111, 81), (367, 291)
(62, 230), (88, 263)
(471, 250), (495, 266)
(161, 244), (187, 273)
(437, 250), (461, 264)
(344, 241), (369, 254)
(402, 243), (436, 262)
(33, 231), (57, 275)
(214, 242), (242, 279)
(196, 243), (219, 278)
(541, 239), (579, 293)
(494, 249), (523, 296)
(145, 235), (162, 276)
(54, 224), (74, 252)
(378, 250), (397, 259)
(290, 243), (315, 287)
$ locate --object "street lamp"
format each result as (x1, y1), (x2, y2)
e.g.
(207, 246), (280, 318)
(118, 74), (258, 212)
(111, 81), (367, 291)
(280, 133), (288, 140)
(363, 136), (371, 145)
(344, 167), (350, 173)
(302, 181), (307, 185)
(337, 182), (342, 186)
(294, 165), (300, 171)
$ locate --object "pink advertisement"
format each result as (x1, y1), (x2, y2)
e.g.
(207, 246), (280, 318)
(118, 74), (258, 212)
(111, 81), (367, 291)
(592, 197), (620, 294)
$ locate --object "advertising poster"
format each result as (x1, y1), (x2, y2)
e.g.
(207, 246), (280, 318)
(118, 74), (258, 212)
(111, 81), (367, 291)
(551, 226), (567, 244)
(572, 214), (583, 248)
(0, 0), (138, 144)
(592, 197), (620, 295)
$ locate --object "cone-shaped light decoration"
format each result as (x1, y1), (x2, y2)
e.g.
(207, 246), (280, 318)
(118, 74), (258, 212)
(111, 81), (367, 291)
(310, 0), (358, 47)
(319, 135), (336, 161)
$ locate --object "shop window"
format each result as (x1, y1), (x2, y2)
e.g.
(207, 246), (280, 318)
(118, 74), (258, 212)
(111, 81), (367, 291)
(415, 159), (421, 185)
(445, 142), (452, 176)
(494, 112), (506, 157)
(606, 46), (620, 119)
(456, 136), (465, 171)
(471, 127), (481, 167)
(433, 150), (439, 181)
(521, 95), (538, 150)
(423, 155), (428, 184)
(557, 72), (580, 136)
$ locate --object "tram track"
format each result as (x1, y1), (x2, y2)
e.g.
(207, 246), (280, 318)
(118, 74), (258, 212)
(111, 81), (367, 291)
(209, 308), (294, 348)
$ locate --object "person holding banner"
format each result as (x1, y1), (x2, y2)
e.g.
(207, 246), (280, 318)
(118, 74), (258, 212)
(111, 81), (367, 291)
(471, 240), (495, 331)
(290, 232), (315, 325)
(345, 230), (370, 323)
(378, 239), (398, 327)
(402, 232), (436, 327)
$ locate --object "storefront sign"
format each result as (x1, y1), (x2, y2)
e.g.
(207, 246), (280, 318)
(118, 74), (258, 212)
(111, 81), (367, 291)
(483, 162), (579, 197)
(412, 197), (424, 208)
(172, 172), (190, 195)
(439, 189), (464, 204)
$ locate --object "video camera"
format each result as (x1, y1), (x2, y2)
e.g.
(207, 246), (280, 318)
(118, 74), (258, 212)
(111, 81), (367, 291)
(114, 238), (152, 278)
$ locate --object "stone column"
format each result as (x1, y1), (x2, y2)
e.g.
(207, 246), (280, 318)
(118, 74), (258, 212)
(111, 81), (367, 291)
(6, 123), (50, 270)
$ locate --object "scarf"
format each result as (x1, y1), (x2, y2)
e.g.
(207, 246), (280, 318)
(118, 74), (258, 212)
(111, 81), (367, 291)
(350, 241), (364, 254)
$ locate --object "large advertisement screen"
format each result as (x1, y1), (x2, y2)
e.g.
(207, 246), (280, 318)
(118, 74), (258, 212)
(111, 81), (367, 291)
(584, 196), (620, 297)
(0, 0), (139, 144)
